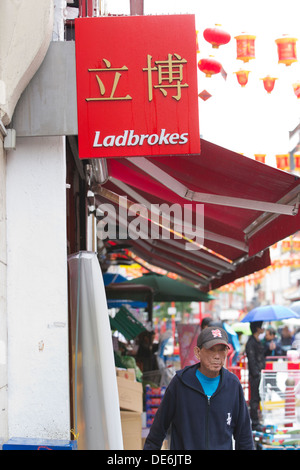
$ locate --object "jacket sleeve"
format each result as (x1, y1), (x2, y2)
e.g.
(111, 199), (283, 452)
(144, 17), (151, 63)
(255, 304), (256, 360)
(234, 382), (254, 450)
(246, 338), (261, 378)
(143, 380), (176, 450)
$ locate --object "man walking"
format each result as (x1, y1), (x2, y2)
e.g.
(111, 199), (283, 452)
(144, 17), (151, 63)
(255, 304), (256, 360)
(144, 326), (253, 450)
(245, 321), (265, 431)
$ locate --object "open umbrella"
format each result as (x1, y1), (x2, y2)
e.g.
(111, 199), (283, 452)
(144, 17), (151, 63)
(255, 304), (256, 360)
(241, 305), (300, 323)
(123, 273), (214, 302)
(107, 299), (147, 309)
(103, 272), (128, 285)
(289, 301), (300, 316)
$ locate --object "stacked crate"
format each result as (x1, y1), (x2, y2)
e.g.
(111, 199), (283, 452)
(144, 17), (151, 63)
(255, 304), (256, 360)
(145, 385), (166, 427)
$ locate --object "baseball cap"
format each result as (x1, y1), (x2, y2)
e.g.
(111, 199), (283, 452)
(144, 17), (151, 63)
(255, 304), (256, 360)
(197, 326), (230, 349)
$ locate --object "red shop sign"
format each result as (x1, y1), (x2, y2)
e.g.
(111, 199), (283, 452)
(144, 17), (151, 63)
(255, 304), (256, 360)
(75, 15), (200, 159)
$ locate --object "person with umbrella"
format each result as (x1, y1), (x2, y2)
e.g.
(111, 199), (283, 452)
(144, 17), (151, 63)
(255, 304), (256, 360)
(245, 321), (265, 432)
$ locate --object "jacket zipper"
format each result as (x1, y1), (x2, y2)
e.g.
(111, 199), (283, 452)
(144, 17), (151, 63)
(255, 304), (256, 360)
(206, 396), (211, 449)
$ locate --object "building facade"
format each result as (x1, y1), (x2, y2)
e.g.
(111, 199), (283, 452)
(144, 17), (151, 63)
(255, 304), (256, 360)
(0, 0), (72, 442)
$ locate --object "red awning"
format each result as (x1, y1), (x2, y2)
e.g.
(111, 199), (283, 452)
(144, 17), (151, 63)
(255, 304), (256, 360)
(93, 139), (300, 290)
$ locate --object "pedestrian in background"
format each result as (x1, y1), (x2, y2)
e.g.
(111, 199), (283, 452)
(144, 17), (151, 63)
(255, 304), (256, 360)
(245, 321), (265, 431)
(280, 325), (294, 354)
(262, 327), (283, 398)
(262, 326), (282, 357)
(200, 316), (212, 329)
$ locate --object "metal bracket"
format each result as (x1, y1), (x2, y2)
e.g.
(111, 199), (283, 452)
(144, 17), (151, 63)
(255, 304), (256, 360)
(4, 129), (16, 150)
(292, 193), (300, 215)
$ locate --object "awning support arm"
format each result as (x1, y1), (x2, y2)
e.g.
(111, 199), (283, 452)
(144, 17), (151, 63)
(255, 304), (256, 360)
(127, 157), (299, 216)
(106, 177), (248, 252)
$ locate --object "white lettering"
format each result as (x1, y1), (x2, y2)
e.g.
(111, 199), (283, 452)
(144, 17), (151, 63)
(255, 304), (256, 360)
(169, 133), (180, 144)
(128, 203), (149, 239)
(180, 132), (189, 144)
(96, 196), (204, 251)
(127, 130), (139, 146)
(183, 204), (204, 250)
(139, 134), (149, 145)
(103, 135), (115, 147)
(118, 196), (128, 239)
(96, 203), (117, 240)
(148, 134), (159, 145)
(93, 131), (102, 147)
(107, 455), (142, 467)
(159, 128), (170, 145)
(158, 203), (183, 239)
(92, 130), (189, 148)
(152, 455), (160, 464)
(115, 130), (129, 146)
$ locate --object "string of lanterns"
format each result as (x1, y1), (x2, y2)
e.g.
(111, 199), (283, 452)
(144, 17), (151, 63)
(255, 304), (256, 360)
(197, 26), (300, 299)
(254, 153), (300, 172)
(216, 236), (300, 295)
(197, 25), (300, 98)
(218, 251), (300, 293)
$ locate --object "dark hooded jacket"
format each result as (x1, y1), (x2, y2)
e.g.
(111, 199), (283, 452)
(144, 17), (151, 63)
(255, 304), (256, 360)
(143, 363), (253, 450)
(246, 335), (265, 378)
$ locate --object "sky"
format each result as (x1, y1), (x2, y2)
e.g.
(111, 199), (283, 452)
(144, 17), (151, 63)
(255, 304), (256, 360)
(106, 0), (300, 165)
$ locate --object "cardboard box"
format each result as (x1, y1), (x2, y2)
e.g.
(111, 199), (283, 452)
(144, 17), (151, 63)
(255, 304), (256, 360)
(121, 411), (142, 450)
(117, 376), (143, 413)
(116, 367), (136, 381)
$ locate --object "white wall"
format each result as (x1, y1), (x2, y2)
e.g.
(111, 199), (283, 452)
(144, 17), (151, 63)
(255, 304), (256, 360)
(0, 0), (53, 126)
(0, 134), (7, 444)
(6, 136), (70, 439)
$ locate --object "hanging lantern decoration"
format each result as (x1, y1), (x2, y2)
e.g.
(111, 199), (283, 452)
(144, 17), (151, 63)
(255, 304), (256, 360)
(293, 82), (300, 98)
(196, 31), (200, 53)
(198, 89), (212, 101)
(254, 154), (266, 163)
(276, 154), (290, 171)
(261, 75), (277, 94)
(275, 35), (297, 66)
(294, 153), (300, 171)
(234, 69), (250, 87)
(203, 25), (231, 49)
(235, 33), (256, 62)
(198, 57), (222, 77)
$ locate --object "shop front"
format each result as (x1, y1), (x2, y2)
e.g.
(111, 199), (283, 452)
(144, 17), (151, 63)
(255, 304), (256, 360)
(7, 7), (300, 450)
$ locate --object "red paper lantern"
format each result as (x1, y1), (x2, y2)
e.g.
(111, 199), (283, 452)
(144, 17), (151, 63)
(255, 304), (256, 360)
(293, 82), (300, 98)
(276, 154), (290, 171)
(198, 57), (222, 77)
(294, 153), (300, 170)
(235, 33), (256, 62)
(196, 30), (200, 53)
(203, 25), (231, 49)
(234, 69), (250, 87)
(261, 75), (277, 93)
(275, 35), (297, 66)
(254, 154), (266, 163)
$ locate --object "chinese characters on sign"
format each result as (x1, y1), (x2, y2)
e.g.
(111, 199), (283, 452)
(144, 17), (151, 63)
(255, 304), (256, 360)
(86, 59), (132, 101)
(75, 15), (200, 159)
(143, 53), (188, 102)
(87, 53), (189, 103)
